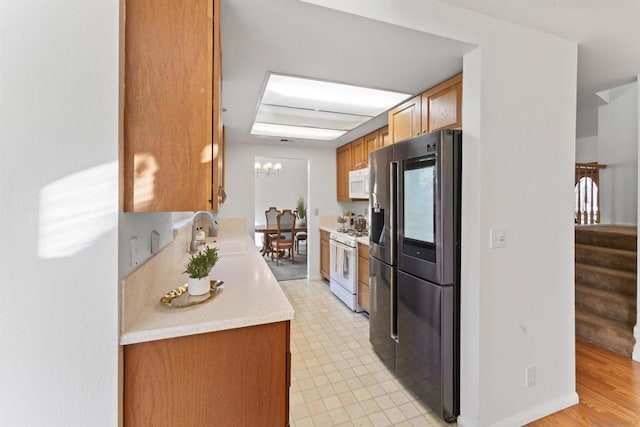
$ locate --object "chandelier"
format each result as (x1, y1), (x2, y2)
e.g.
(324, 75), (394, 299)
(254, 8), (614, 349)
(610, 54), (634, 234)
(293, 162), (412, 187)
(254, 161), (282, 176)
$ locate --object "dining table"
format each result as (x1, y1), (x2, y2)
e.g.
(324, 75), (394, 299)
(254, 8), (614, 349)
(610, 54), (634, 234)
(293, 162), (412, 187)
(254, 224), (307, 257)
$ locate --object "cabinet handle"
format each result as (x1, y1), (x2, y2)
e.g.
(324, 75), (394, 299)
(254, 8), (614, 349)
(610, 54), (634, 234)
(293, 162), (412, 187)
(218, 186), (227, 204)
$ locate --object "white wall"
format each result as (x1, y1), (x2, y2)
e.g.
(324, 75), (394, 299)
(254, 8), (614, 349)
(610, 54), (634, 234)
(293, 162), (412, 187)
(302, 1), (579, 426)
(254, 157), (308, 224)
(119, 213), (174, 280)
(219, 142), (341, 278)
(576, 136), (598, 163)
(339, 200), (369, 219)
(597, 82), (638, 225)
(0, 1), (119, 426)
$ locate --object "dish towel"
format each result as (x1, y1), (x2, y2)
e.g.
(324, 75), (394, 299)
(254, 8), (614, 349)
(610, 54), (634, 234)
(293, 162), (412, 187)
(336, 245), (344, 275)
(342, 247), (349, 275)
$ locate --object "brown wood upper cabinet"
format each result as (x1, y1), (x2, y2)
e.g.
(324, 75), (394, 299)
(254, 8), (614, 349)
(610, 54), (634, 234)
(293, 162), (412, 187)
(422, 73), (462, 133)
(364, 131), (380, 164)
(123, 0), (223, 212)
(379, 125), (390, 147)
(388, 95), (422, 143)
(388, 73), (462, 144)
(336, 144), (352, 202)
(336, 125), (388, 201)
(351, 137), (367, 170)
(213, 4), (224, 209)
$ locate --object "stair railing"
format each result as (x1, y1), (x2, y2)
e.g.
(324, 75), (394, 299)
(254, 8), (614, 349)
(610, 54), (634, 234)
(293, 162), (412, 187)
(575, 162), (606, 224)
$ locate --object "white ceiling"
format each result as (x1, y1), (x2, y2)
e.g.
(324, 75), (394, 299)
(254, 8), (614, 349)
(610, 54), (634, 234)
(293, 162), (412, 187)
(221, 0), (474, 148)
(438, 0), (640, 96)
(221, 0), (640, 148)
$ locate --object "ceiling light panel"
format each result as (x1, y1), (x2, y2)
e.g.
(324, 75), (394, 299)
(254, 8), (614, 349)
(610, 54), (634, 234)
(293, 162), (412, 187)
(251, 73), (412, 141)
(262, 74), (411, 117)
(255, 104), (371, 131)
(251, 123), (346, 141)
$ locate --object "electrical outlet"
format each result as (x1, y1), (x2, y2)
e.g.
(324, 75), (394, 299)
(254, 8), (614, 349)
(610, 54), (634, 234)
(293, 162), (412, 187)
(130, 236), (141, 267)
(490, 227), (506, 249)
(526, 365), (536, 388)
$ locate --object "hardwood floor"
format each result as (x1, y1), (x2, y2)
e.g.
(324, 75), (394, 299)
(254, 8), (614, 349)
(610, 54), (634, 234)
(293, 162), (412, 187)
(528, 340), (640, 426)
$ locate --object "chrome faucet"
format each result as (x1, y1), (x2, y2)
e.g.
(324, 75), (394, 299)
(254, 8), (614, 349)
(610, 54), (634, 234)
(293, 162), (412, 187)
(189, 211), (219, 253)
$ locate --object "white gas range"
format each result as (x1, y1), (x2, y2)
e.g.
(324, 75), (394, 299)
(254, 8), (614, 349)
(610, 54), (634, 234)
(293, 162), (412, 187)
(329, 229), (368, 311)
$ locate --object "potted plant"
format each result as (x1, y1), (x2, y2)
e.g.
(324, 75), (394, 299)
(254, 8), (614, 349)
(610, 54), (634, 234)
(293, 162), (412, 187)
(183, 246), (219, 296)
(296, 195), (307, 226)
(336, 215), (348, 231)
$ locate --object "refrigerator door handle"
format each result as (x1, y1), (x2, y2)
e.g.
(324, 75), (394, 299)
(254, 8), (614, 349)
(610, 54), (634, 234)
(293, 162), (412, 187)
(390, 271), (398, 342)
(390, 160), (399, 343)
(389, 161), (398, 262)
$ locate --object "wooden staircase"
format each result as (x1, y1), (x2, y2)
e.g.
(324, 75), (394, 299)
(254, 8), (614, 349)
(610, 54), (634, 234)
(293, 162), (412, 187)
(575, 225), (637, 356)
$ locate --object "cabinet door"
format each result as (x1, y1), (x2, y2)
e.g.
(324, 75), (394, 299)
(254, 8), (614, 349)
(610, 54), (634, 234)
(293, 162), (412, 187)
(212, 0), (223, 210)
(378, 126), (390, 147)
(351, 137), (367, 170)
(336, 144), (352, 201)
(388, 95), (421, 144)
(422, 73), (462, 133)
(124, 0), (215, 212)
(124, 321), (290, 426)
(364, 131), (379, 162)
(320, 231), (330, 281)
(358, 243), (370, 312)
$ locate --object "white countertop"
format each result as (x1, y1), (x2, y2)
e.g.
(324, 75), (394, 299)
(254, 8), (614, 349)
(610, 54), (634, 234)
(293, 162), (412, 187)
(120, 224), (294, 345)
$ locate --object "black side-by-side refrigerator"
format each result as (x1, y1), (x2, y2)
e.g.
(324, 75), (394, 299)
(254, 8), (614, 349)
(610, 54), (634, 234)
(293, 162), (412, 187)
(369, 129), (462, 423)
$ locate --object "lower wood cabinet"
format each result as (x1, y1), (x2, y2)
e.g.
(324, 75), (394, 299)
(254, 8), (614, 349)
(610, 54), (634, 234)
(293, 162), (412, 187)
(124, 321), (291, 427)
(357, 243), (370, 313)
(320, 230), (330, 281)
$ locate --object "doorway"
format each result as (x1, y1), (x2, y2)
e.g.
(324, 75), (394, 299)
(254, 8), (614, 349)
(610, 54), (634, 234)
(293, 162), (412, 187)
(254, 156), (309, 280)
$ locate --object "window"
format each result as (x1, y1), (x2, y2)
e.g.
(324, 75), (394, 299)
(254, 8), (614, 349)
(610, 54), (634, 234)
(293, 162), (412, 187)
(575, 177), (599, 224)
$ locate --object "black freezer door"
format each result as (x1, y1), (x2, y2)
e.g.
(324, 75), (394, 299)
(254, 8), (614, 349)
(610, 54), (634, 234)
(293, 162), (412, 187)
(369, 256), (396, 371)
(396, 270), (457, 421)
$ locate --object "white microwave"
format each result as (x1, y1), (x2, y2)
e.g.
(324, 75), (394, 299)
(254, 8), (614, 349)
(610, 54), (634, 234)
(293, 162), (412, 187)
(349, 167), (369, 199)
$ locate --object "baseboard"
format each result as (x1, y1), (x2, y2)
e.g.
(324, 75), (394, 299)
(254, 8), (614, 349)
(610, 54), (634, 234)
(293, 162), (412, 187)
(632, 324), (640, 362)
(308, 274), (323, 281)
(457, 415), (476, 427)
(458, 392), (579, 427)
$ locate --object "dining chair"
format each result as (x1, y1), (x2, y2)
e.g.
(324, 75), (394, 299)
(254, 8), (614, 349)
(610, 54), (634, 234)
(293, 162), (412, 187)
(295, 231), (307, 255)
(265, 207), (279, 227)
(270, 209), (296, 265)
(264, 207), (279, 257)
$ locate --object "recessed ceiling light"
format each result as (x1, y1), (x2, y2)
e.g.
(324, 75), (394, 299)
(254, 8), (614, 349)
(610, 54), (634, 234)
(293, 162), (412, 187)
(251, 73), (411, 141)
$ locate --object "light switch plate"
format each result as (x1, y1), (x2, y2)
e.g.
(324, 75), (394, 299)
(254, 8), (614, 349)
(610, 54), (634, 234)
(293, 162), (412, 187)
(490, 227), (505, 249)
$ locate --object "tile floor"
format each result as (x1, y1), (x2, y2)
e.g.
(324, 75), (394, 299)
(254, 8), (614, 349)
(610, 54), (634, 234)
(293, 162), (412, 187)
(280, 278), (456, 427)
